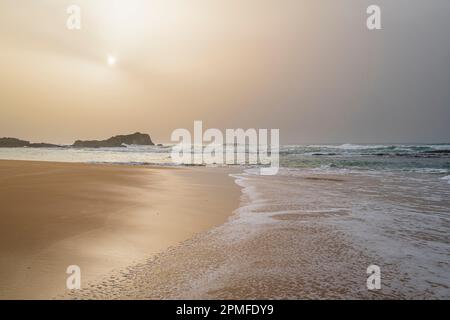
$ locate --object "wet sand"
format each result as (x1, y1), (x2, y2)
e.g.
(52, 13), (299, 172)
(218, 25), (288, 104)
(66, 221), (399, 300)
(0, 160), (240, 299)
(66, 169), (434, 300)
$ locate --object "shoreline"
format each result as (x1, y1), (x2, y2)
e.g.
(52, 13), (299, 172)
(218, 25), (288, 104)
(67, 167), (450, 300)
(2, 160), (448, 299)
(0, 160), (241, 299)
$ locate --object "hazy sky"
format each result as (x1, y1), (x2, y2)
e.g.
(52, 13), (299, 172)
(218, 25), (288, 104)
(0, 0), (449, 144)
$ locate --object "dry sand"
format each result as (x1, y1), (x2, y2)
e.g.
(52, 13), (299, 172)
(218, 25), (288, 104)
(0, 160), (240, 299)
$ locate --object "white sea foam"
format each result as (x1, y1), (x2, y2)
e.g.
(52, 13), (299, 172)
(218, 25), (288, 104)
(228, 168), (450, 298)
(411, 168), (449, 174)
(441, 175), (450, 184)
(336, 143), (388, 150)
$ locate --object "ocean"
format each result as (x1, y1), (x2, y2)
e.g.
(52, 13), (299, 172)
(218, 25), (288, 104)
(1, 143), (449, 172)
(2, 144), (450, 298)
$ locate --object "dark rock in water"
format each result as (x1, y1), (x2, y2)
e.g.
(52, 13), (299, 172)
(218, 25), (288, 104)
(28, 143), (62, 148)
(108, 132), (154, 146)
(0, 137), (30, 148)
(72, 140), (124, 148)
(0, 137), (62, 148)
(312, 152), (337, 156)
(422, 150), (450, 154)
(72, 132), (154, 148)
(157, 144), (163, 147)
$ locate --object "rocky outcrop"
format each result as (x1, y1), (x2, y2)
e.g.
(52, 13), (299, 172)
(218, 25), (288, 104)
(72, 132), (154, 148)
(0, 137), (62, 148)
(0, 137), (30, 148)
(29, 143), (62, 148)
(1, 132), (154, 148)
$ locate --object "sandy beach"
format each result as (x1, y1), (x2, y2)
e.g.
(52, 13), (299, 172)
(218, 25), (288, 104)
(1, 159), (448, 300)
(0, 160), (240, 299)
(64, 166), (449, 300)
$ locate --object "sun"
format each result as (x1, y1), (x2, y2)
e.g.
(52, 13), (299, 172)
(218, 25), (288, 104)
(107, 55), (116, 66)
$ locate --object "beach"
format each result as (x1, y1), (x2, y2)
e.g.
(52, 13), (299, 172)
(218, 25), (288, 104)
(0, 160), (240, 299)
(64, 166), (449, 300)
(1, 145), (449, 300)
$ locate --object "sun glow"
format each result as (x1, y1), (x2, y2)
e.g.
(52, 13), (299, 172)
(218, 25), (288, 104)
(107, 55), (116, 66)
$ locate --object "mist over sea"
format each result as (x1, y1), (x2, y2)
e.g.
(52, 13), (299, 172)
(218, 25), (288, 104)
(2, 143), (450, 298)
